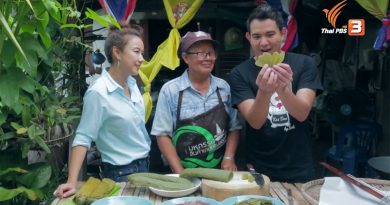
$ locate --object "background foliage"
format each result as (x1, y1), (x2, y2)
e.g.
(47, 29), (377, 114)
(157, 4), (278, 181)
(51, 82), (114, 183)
(0, 0), (117, 203)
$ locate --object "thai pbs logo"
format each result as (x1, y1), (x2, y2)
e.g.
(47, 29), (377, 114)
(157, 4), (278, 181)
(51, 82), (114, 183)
(321, 0), (365, 36)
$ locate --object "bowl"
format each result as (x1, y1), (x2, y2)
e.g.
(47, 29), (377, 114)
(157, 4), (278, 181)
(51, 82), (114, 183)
(160, 196), (220, 205)
(91, 196), (153, 205)
(221, 195), (285, 205)
(368, 156), (390, 180)
(149, 174), (201, 198)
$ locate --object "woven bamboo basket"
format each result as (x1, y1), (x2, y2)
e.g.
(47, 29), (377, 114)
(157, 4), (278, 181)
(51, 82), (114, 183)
(301, 178), (390, 205)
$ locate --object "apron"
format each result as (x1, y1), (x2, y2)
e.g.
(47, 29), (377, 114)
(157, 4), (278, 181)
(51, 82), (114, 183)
(172, 88), (229, 168)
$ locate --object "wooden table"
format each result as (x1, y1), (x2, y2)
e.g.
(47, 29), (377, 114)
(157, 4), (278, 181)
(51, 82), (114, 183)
(53, 181), (313, 205)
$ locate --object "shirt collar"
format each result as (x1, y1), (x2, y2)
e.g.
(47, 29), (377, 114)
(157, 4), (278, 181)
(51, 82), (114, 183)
(103, 68), (137, 93)
(178, 69), (221, 92)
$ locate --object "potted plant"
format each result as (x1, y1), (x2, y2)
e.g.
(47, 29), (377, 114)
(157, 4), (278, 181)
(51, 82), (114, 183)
(10, 88), (81, 167)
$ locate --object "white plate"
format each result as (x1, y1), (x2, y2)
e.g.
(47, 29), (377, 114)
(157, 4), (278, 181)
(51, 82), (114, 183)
(91, 196), (153, 205)
(160, 196), (219, 205)
(149, 174), (201, 198)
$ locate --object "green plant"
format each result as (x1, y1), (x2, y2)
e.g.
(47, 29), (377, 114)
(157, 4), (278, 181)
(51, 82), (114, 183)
(0, 1), (121, 203)
(10, 90), (81, 156)
(0, 150), (52, 204)
(0, 1), (79, 203)
(0, 0), (81, 154)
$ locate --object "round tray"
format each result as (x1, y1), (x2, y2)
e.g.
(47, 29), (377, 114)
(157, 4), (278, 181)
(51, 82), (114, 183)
(301, 178), (390, 205)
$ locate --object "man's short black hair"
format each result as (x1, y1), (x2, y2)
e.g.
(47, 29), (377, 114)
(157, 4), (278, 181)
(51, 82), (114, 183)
(246, 4), (284, 32)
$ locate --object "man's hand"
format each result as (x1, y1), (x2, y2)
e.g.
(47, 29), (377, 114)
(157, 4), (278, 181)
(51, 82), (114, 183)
(273, 63), (293, 91)
(53, 182), (77, 199)
(256, 64), (279, 93)
(272, 63), (293, 92)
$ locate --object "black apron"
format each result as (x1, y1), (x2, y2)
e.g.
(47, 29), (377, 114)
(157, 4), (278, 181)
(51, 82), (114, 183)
(172, 88), (229, 168)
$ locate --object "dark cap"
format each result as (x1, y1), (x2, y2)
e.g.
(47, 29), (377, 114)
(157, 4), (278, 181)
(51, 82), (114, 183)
(179, 31), (218, 54)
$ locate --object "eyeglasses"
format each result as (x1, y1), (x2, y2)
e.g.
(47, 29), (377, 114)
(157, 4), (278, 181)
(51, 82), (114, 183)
(186, 51), (217, 59)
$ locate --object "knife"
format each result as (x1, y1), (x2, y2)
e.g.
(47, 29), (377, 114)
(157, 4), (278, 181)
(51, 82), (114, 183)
(247, 163), (265, 188)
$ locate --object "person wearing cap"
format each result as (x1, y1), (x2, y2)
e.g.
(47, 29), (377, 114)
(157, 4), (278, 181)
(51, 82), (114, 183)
(229, 4), (322, 183)
(151, 31), (241, 173)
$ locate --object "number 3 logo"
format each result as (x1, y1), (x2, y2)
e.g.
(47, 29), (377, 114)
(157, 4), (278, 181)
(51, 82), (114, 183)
(348, 19), (365, 36)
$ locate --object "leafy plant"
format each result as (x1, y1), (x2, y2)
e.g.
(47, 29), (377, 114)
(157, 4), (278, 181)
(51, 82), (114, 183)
(0, 0), (118, 203)
(0, 0), (79, 155)
(0, 149), (51, 204)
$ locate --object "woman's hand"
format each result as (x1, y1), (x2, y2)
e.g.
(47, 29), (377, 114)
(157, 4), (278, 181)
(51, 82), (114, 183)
(53, 182), (77, 199)
(221, 159), (237, 171)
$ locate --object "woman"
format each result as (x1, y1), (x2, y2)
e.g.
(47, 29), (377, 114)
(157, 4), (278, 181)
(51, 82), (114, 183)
(151, 31), (241, 173)
(54, 24), (150, 198)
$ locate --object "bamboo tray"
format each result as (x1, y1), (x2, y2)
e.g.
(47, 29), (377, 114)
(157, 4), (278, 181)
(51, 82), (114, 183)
(301, 178), (390, 205)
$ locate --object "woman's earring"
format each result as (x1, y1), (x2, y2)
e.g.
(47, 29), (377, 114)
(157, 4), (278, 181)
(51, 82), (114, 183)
(117, 60), (121, 68)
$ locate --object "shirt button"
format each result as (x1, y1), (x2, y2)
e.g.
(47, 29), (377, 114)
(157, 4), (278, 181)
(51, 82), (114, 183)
(119, 171), (122, 175)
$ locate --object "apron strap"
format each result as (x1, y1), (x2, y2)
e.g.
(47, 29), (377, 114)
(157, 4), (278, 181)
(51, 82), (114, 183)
(176, 90), (184, 122)
(215, 88), (223, 105)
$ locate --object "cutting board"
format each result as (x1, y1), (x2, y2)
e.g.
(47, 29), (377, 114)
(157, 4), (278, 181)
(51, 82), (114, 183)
(201, 171), (270, 201)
